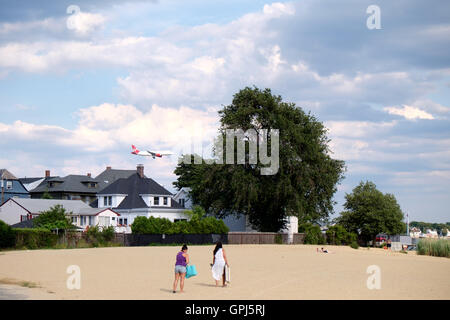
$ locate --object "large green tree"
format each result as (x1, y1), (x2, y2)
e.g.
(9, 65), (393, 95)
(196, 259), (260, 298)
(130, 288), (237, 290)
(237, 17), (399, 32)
(174, 87), (345, 231)
(337, 181), (405, 245)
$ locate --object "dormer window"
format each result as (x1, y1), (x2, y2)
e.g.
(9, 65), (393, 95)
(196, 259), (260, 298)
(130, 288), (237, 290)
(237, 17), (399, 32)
(163, 197), (168, 205)
(154, 197), (159, 205)
(103, 196), (112, 207)
(6, 181), (12, 190)
(179, 199), (185, 208)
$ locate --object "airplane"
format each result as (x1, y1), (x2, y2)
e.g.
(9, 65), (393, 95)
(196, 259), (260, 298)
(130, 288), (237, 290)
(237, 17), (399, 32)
(131, 145), (173, 159)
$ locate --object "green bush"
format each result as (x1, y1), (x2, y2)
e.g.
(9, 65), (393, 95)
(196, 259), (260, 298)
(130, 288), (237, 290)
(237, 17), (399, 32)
(14, 228), (58, 249)
(350, 241), (359, 249)
(300, 223), (326, 245)
(85, 225), (115, 244)
(0, 220), (16, 249)
(417, 239), (450, 258)
(326, 225), (358, 245)
(131, 214), (229, 235)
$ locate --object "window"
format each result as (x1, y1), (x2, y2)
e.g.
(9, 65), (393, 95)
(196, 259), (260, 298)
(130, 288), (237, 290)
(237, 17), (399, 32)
(98, 216), (110, 227)
(112, 217), (115, 221)
(174, 219), (188, 222)
(104, 197), (107, 206)
(89, 216), (94, 226)
(163, 197), (168, 205)
(179, 199), (185, 208)
(154, 197), (159, 205)
(80, 216), (86, 226)
(124, 218), (128, 226)
(118, 218), (127, 226)
(71, 217), (78, 224)
(108, 196), (112, 206)
(6, 181), (12, 190)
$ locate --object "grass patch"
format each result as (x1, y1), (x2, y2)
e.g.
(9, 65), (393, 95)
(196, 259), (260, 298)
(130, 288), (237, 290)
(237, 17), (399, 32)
(0, 278), (40, 288)
(417, 239), (450, 258)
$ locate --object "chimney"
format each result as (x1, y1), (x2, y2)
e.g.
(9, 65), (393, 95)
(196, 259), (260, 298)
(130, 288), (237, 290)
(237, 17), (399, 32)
(106, 166), (111, 170)
(87, 173), (91, 178)
(137, 164), (144, 178)
(45, 170), (50, 177)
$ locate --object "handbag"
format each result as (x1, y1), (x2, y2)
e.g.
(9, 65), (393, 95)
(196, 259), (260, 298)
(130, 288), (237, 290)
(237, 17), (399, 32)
(186, 264), (198, 279)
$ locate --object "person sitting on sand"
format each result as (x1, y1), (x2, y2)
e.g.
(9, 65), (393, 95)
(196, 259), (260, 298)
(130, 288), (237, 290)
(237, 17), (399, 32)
(211, 241), (229, 287)
(173, 244), (189, 293)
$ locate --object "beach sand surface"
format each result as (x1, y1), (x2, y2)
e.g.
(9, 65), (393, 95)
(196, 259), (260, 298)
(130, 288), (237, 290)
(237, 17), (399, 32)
(0, 245), (449, 300)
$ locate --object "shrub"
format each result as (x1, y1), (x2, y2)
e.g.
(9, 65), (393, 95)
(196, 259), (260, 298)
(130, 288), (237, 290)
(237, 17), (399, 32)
(300, 223), (326, 245)
(0, 220), (16, 249)
(14, 228), (58, 249)
(101, 226), (115, 242)
(350, 241), (359, 249)
(131, 215), (229, 235)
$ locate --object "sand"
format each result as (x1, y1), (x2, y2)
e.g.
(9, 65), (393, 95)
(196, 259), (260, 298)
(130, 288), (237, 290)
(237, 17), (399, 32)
(0, 245), (449, 300)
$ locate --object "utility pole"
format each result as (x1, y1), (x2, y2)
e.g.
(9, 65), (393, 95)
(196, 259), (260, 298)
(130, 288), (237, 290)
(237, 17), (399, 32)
(406, 212), (409, 236)
(1, 179), (4, 205)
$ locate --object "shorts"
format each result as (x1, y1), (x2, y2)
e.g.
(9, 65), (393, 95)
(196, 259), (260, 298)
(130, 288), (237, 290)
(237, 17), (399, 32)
(175, 265), (186, 274)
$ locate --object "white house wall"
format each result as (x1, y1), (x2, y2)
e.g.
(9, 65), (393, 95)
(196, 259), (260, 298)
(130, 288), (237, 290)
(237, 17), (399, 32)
(0, 200), (29, 225)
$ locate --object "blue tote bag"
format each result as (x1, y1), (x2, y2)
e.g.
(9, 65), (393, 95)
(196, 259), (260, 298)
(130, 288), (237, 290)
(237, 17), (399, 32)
(186, 264), (198, 279)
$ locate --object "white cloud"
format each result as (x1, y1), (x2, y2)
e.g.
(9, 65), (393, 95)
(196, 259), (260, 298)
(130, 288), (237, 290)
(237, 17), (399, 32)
(383, 105), (434, 120)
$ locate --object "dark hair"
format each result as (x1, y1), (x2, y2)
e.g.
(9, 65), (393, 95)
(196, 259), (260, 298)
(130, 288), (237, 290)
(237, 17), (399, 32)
(181, 244), (188, 251)
(213, 241), (222, 255)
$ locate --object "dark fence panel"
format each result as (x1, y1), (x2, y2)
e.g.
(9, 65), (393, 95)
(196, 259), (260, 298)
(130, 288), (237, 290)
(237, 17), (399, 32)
(121, 233), (228, 246)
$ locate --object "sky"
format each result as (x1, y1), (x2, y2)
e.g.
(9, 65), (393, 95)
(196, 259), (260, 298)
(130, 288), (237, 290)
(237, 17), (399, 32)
(0, 0), (449, 223)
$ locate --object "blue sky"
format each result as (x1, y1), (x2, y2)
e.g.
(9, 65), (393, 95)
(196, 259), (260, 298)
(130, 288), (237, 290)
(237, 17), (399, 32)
(0, 0), (449, 223)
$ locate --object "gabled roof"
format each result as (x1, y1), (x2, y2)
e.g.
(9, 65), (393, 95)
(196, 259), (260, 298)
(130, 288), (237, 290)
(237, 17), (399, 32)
(98, 173), (172, 196)
(4, 198), (90, 214)
(0, 169), (17, 180)
(29, 175), (100, 194)
(95, 168), (140, 191)
(97, 173), (183, 210)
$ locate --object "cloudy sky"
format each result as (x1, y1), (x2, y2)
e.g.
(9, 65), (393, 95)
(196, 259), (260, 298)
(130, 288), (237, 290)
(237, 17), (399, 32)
(0, 0), (449, 223)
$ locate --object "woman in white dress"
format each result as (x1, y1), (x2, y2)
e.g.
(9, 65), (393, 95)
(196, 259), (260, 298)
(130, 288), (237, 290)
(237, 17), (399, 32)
(211, 241), (229, 287)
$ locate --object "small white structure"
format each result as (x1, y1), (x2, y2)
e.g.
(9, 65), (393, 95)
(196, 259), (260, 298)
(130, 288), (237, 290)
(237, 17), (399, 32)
(409, 227), (421, 239)
(425, 229), (439, 238)
(0, 198), (121, 231)
(280, 216), (299, 244)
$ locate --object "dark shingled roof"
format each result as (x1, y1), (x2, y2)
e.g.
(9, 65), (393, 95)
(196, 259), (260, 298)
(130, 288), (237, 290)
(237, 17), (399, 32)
(19, 177), (44, 184)
(30, 175), (100, 194)
(99, 173), (172, 196)
(97, 173), (182, 210)
(10, 218), (36, 229)
(95, 168), (139, 191)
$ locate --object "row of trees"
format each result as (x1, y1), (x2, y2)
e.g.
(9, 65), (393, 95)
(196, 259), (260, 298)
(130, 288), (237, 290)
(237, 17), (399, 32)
(409, 221), (449, 236)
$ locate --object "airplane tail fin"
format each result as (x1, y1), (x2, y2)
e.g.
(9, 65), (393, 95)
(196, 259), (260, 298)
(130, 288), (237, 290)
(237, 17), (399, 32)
(131, 145), (139, 154)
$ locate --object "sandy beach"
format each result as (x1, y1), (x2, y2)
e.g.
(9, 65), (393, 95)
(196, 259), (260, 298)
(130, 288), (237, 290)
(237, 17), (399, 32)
(0, 245), (449, 300)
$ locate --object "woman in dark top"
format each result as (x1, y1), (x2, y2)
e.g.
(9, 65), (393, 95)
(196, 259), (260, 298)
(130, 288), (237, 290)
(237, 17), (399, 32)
(173, 244), (189, 293)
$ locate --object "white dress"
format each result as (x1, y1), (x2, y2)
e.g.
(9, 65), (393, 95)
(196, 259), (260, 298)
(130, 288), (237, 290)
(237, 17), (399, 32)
(212, 248), (225, 280)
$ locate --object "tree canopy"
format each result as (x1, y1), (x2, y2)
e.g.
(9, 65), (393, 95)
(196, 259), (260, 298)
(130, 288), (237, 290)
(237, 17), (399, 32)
(337, 181), (405, 245)
(174, 87), (345, 231)
(34, 205), (75, 231)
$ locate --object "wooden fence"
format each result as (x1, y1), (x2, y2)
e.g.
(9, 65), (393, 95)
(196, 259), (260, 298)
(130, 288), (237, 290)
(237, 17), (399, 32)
(228, 232), (305, 244)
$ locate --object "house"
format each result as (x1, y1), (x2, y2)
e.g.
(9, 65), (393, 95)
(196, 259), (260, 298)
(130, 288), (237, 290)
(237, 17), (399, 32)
(94, 165), (188, 233)
(19, 170), (56, 192)
(28, 172), (100, 205)
(425, 229), (439, 238)
(0, 198), (120, 231)
(174, 187), (256, 232)
(409, 227), (421, 238)
(95, 166), (139, 192)
(0, 169), (30, 204)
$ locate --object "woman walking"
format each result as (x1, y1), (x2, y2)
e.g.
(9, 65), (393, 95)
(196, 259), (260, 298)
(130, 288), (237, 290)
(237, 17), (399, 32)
(173, 244), (189, 293)
(211, 241), (229, 287)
